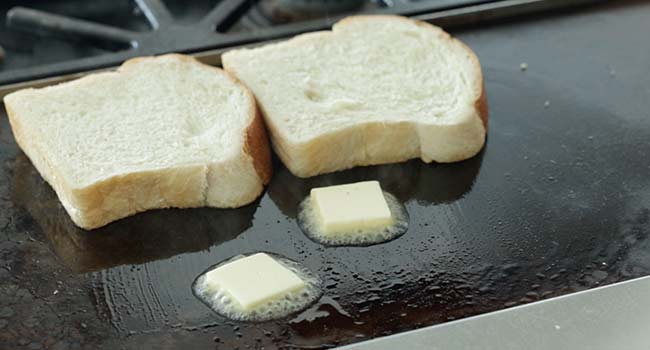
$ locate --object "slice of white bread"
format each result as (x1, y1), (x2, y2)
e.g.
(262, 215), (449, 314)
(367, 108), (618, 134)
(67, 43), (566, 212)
(222, 15), (487, 178)
(4, 54), (271, 230)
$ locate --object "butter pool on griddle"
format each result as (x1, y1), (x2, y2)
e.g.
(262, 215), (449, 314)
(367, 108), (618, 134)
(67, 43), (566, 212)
(193, 253), (322, 322)
(298, 181), (409, 246)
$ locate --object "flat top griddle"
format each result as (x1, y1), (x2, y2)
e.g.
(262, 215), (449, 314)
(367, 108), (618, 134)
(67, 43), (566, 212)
(1, 2), (649, 349)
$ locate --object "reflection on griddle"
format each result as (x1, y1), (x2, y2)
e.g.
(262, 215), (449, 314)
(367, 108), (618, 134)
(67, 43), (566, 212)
(11, 153), (258, 273)
(268, 150), (485, 218)
(5, 68), (650, 349)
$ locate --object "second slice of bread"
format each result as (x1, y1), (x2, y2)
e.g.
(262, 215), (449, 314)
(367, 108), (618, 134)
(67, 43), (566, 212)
(4, 54), (272, 229)
(223, 15), (487, 177)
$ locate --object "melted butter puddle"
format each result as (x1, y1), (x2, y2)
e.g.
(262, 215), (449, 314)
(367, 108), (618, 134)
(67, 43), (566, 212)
(192, 253), (322, 322)
(298, 191), (409, 246)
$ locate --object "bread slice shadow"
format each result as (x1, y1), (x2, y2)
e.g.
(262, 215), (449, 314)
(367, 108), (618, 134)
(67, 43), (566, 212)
(11, 153), (259, 273)
(267, 147), (485, 219)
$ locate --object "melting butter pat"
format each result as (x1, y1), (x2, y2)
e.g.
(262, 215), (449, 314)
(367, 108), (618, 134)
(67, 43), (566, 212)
(311, 181), (393, 234)
(204, 253), (306, 311)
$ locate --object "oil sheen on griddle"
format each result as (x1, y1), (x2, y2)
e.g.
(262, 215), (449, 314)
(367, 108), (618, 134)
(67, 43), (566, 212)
(297, 191), (409, 246)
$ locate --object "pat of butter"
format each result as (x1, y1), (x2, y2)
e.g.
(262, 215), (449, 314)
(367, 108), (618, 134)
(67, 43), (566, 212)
(311, 181), (393, 234)
(204, 253), (306, 310)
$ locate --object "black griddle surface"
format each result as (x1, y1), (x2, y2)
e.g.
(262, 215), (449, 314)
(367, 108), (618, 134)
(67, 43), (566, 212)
(1, 3), (650, 349)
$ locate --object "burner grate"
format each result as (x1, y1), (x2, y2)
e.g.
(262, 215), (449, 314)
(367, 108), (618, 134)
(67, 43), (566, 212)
(7, 0), (255, 54)
(0, 0), (605, 88)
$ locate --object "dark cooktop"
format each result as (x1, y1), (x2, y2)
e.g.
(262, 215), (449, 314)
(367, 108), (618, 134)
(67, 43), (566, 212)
(1, 1), (650, 349)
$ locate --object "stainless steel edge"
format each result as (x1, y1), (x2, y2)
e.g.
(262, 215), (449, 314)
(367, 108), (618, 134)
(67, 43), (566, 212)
(337, 276), (650, 350)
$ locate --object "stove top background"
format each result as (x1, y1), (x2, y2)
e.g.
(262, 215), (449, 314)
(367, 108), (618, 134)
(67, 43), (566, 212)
(0, 0), (598, 86)
(1, 1), (647, 349)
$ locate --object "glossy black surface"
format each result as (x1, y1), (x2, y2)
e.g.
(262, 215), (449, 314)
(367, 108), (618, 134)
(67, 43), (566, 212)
(1, 1), (649, 349)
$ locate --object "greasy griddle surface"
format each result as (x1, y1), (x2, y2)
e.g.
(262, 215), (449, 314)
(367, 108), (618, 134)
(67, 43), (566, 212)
(2, 67), (650, 349)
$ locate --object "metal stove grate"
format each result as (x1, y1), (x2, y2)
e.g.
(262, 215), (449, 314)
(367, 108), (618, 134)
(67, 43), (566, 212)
(0, 0), (604, 88)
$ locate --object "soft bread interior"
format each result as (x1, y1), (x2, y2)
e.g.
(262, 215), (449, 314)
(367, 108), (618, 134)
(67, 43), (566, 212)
(223, 15), (486, 177)
(4, 54), (267, 229)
